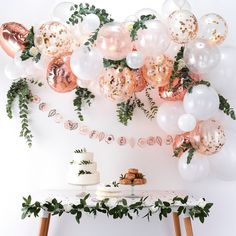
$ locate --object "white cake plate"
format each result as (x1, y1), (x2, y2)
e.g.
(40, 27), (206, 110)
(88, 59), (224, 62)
(68, 182), (99, 197)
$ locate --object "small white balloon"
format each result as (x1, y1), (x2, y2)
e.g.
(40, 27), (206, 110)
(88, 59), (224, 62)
(5, 61), (24, 80)
(183, 85), (219, 120)
(70, 46), (103, 81)
(126, 51), (144, 69)
(178, 114), (196, 132)
(184, 39), (220, 74)
(52, 2), (75, 24)
(81, 14), (100, 34)
(156, 101), (185, 134)
(178, 152), (210, 182)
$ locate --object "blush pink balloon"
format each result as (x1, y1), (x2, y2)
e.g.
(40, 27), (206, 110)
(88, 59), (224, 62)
(96, 22), (132, 60)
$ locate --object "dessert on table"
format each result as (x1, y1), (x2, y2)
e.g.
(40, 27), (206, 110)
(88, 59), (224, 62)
(96, 181), (122, 200)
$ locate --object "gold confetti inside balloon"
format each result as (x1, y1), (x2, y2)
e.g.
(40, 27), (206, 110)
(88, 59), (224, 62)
(190, 120), (225, 155)
(141, 55), (173, 88)
(168, 10), (198, 44)
(198, 13), (228, 44)
(35, 21), (73, 57)
(132, 69), (147, 92)
(99, 67), (136, 102)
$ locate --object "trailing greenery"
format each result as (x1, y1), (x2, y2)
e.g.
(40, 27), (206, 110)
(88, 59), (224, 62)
(67, 3), (114, 47)
(74, 148), (87, 153)
(173, 142), (196, 164)
(73, 87), (95, 121)
(218, 94), (236, 120)
(130, 14), (157, 41)
(78, 170), (92, 176)
(188, 80), (211, 93)
(6, 78), (35, 147)
(103, 59), (130, 72)
(20, 27), (41, 62)
(21, 194), (213, 224)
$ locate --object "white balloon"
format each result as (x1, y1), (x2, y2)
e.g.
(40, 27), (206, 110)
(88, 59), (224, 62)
(81, 14), (100, 34)
(183, 85), (219, 120)
(70, 46), (103, 81)
(135, 8), (159, 18)
(156, 101), (184, 134)
(52, 2), (75, 24)
(5, 61), (24, 80)
(210, 133), (236, 181)
(165, 41), (182, 60)
(184, 39), (220, 74)
(178, 114), (196, 132)
(126, 51), (144, 69)
(178, 152), (210, 182)
(205, 46), (236, 99)
(162, 0), (191, 19)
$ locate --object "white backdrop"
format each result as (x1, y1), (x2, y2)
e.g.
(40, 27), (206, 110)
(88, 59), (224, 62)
(0, 0), (236, 235)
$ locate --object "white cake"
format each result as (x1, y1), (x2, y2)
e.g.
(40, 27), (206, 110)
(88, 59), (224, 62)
(67, 152), (100, 186)
(96, 182), (122, 200)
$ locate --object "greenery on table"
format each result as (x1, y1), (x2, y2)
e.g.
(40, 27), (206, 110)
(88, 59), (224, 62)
(117, 87), (158, 126)
(21, 194), (213, 224)
(73, 87), (95, 121)
(6, 78), (42, 147)
(20, 27), (41, 63)
(173, 142), (196, 164)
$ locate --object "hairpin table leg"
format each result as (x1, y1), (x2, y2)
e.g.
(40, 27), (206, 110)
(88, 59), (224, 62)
(38, 211), (51, 236)
(172, 212), (181, 236)
(184, 216), (193, 236)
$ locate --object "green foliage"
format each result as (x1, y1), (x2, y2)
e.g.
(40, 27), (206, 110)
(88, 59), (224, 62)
(103, 58), (129, 71)
(67, 3), (114, 47)
(74, 148), (87, 153)
(188, 80), (211, 93)
(20, 27), (41, 62)
(78, 170), (92, 176)
(219, 94), (236, 120)
(173, 142), (196, 164)
(130, 14), (157, 41)
(79, 160), (92, 165)
(105, 181), (120, 187)
(22, 194), (213, 224)
(6, 78), (33, 147)
(73, 87), (95, 121)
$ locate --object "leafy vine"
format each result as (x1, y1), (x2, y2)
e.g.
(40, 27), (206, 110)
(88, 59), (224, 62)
(173, 142), (196, 164)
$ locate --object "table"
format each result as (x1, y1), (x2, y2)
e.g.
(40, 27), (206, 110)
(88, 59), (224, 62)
(30, 190), (202, 236)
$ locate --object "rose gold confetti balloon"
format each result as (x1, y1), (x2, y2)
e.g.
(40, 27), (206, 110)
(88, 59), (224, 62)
(141, 55), (173, 88)
(190, 120), (225, 155)
(0, 22), (29, 57)
(173, 132), (191, 157)
(35, 21), (73, 57)
(47, 54), (77, 93)
(99, 67), (136, 102)
(198, 13), (228, 45)
(96, 22), (132, 60)
(168, 10), (198, 44)
(159, 73), (199, 101)
(133, 69), (147, 93)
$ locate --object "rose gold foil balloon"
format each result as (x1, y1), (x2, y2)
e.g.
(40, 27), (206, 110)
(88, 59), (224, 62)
(96, 22), (132, 60)
(47, 54), (77, 93)
(190, 120), (225, 155)
(173, 132), (191, 157)
(168, 10), (198, 44)
(133, 69), (147, 93)
(0, 22), (29, 58)
(159, 73), (199, 101)
(35, 21), (73, 57)
(141, 55), (173, 88)
(99, 67), (135, 102)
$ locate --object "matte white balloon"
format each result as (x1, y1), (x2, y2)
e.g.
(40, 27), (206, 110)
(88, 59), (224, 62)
(126, 51), (144, 69)
(81, 14), (100, 34)
(210, 133), (236, 181)
(52, 2), (75, 24)
(184, 39), (220, 74)
(178, 114), (196, 132)
(136, 20), (170, 57)
(162, 0), (191, 18)
(183, 85), (219, 120)
(5, 61), (24, 80)
(70, 46), (103, 81)
(156, 101), (184, 134)
(178, 152), (210, 182)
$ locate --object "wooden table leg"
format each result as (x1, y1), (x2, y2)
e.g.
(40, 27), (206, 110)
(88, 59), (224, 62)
(172, 212), (181, 236)
(184, 217), (193, 236)
(38, 211), (51, 236)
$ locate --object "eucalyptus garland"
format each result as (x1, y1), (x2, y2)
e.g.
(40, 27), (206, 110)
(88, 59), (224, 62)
(6, 78), (42, 147)
(21, 194), (213, 224)
(173, 142), (196, 164)
(73, 87), (95, 121)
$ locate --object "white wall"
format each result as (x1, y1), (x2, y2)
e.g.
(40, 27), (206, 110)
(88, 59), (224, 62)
(0, 0), (236, 235)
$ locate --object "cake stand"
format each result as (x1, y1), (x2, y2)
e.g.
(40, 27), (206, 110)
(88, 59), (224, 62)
(124, 184), (143, 198)
(69, 183), (99, 197)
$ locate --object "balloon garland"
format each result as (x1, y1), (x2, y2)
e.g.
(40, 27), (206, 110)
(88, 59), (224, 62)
(1, 1), (236, 182)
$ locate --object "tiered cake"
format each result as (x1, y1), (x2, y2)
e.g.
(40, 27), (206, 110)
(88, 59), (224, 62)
(67, 149), (100, 186)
